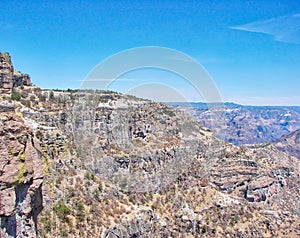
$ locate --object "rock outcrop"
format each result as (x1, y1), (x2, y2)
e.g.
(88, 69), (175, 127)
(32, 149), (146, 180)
(13, 72), (31, 88)
(0, 53), (14, 94)
(0, 52), (31, 96)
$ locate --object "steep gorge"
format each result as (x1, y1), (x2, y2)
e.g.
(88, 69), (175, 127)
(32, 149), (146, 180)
(0, 53), (299, 237)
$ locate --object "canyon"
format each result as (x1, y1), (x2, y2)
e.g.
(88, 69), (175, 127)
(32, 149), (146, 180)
(0, 52), (299, 237)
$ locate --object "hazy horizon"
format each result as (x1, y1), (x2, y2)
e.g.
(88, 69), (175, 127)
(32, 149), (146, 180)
(1, 1), (300, 106)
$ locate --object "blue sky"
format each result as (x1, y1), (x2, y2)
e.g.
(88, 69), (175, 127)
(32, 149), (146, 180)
(1, 0), (300, 105)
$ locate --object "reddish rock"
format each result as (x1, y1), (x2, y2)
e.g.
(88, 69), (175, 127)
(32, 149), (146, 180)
(0, 111), (44, 237)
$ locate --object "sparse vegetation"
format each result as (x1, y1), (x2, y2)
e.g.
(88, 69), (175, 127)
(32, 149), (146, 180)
(14, 163), (27, 186)
(53, 200), (71, 220)
(18, 151), (25, 162)
(11, 89), (21, 101)
(85, 172), (94, 180)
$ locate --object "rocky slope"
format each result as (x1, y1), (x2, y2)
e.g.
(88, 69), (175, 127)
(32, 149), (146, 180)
(169, 102), (300, 145)
(1, 53), (300, 237)
(275, 129), (300, 159)
(17, 90), (300, 237)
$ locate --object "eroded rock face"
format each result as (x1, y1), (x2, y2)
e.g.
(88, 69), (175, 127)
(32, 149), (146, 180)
(13, 73), (31, 88)
(0, 53), (14, 94)
(0, 105), (44, 238)
(20, 91), (299, 237)
(0, 52), (31, 96)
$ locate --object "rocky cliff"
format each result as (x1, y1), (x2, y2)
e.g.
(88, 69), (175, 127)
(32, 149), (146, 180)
(0, 103), (44, 238)
(0, 53), (41, 237)
(0, 53), (300, 237)
(0, 52), (31, 96)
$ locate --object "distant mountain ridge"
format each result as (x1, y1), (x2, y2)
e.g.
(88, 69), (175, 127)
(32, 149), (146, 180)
(169, 102), (300, 146)
(168, 101), (300, 109)
(275, 129), (300, 159)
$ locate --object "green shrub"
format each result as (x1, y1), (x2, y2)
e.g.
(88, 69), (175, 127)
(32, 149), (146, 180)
(19, 151), (25, 162)
(14, 163), (27, 186)
(74, 200), (85, 222)
(11, 90), (21, 101)
(85, 172), (94, 180)
(53, 200), (71, 220)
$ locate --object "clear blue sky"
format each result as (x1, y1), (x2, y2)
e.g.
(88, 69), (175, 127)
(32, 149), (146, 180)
(1, 0), (300, 105)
